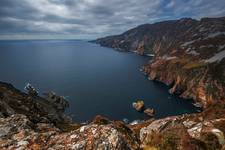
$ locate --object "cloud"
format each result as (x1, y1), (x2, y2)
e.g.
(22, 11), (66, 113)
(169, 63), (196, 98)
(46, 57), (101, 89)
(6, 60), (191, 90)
(0, 0), (225, 39)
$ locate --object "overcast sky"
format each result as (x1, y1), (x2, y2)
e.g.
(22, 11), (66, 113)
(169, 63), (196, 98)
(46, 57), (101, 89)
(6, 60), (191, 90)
(0, 0), (225, 40)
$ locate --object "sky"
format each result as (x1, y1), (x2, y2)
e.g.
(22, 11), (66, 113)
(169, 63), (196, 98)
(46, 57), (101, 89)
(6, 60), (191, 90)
(0, 0), (225, 40)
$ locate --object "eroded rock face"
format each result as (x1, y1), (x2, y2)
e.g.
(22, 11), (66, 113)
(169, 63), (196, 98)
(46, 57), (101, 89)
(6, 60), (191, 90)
(95, 16), (225, 107)
(143, 57), (225, 108)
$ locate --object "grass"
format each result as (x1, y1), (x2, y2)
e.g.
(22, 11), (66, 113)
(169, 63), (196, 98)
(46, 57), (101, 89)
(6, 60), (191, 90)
(183, 61), (206, 69)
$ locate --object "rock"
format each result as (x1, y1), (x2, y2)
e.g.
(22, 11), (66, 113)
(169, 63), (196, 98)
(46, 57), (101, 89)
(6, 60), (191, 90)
(92, 115), (110, 125)
(0, 81), (70, 124)
(193, 102), (203, 108)
(0, 114), (140, 150)
(211, 128), (225, 146)
(0, 128), (10, 138)
(129, 120), (141, 125)
(182, 120), (197, 128)
(132, 100), (145, 111)
(44, 91), (69, 111)
(140, 117), (176, 142)
(123, 118), (129, 124)
(24, 83), (38, 96)
(187, 122), (203, 138)
(144, 108), (155, 117)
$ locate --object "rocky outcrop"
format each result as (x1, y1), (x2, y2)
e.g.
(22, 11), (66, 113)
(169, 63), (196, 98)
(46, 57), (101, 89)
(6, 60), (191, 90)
(0, 81), (225, 149)
(0, 81), (70, 124)
(132, 100), (145, 111)
(0, 114), (139, 150)
(94, 16), (225, 107)
(138, 102), (225, 150)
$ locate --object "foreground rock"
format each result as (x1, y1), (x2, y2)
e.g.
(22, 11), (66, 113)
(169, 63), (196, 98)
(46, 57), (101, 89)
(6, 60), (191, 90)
(0, 114), (139, 150)
(139, 103), (225, 150)
(0, 81), (225, 149)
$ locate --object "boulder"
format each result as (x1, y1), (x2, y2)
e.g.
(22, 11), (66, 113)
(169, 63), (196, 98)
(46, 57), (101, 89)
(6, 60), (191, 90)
(44, 91), (69, 111)
(144, 108), (155, 117)
(24, 83), (38, 96)
(132, 100), (145, 111)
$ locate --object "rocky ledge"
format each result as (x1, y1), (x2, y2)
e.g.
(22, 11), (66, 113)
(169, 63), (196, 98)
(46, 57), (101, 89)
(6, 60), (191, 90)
(0, 81), (225, 149)
(94, 16), (225, 108)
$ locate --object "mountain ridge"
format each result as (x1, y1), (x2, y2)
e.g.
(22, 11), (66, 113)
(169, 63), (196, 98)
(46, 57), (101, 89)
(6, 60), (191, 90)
(94, 16), (225, 108)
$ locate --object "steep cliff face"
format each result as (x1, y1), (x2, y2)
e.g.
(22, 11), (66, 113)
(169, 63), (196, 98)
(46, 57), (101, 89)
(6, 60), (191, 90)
(0, 82), (225, 149)
(94, 16), (225, 107)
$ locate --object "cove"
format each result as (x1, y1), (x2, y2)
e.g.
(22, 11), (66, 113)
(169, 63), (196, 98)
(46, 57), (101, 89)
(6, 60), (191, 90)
(0, 40), (199, 122)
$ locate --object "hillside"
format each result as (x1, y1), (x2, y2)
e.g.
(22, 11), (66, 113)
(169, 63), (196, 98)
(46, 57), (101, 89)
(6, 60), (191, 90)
(94, 16), (225, 108)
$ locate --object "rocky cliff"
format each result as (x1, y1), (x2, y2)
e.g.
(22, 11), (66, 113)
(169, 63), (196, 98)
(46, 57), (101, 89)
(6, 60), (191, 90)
(0, 81), (225, 149)
(94, 16), (225, 108)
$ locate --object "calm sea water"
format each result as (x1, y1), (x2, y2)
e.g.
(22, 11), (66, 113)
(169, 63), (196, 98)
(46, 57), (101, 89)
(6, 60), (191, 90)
(0, 40), (199, 122)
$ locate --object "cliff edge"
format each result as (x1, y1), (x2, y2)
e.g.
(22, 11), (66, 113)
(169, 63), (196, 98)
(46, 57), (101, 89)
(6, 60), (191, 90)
(94, 16), (225, 108)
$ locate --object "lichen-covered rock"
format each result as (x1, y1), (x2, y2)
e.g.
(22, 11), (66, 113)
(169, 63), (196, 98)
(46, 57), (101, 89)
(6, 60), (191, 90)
(0, 114), (140, 150)
(140, 116), (178, 145)
(137, 105), (225, 150)
(48, 123), (140, 150)
(0, 114), (60, 150)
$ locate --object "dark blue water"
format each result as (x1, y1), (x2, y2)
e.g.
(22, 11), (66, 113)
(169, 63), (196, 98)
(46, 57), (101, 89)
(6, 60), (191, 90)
(0, 40), (199, 122)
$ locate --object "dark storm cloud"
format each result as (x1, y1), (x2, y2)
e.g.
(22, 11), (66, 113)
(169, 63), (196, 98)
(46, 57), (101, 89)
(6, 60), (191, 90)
(0, 0), (225, 39)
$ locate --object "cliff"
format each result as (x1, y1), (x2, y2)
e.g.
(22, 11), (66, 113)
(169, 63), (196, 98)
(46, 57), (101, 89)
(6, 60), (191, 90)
(94, 16), (225, 108)
(0, 81), (225, 149)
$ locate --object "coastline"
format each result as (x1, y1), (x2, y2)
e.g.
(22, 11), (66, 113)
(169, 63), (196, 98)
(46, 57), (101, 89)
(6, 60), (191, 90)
(0, 80), (225, 149)
(95, 41), (204, 111)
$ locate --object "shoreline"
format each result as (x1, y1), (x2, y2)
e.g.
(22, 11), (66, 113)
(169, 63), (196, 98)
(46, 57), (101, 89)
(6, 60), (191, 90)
(0, 81), (224, 149)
